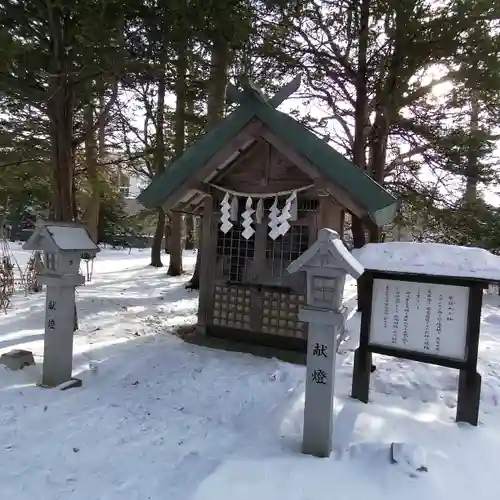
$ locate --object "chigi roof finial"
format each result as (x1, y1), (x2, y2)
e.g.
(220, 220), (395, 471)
(226, 74), (302, 108)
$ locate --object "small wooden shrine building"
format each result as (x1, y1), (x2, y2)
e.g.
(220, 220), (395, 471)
(138, 77), (398, 351)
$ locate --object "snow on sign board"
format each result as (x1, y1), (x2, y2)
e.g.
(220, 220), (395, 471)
(369, 278), (469, 361)
(353, 241), (500, 281)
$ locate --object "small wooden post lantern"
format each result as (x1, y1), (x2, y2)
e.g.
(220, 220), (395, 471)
(23, 221), (100, 387)
(288, 228), (364, 457)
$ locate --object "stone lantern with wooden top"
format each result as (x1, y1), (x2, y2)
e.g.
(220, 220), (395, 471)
(287, 228), (364, 457)
(23, 221), (100, 387)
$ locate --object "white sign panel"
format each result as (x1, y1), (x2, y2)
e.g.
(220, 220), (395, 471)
(369, 279), (469, 360)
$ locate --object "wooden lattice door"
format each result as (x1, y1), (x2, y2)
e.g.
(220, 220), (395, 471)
(211, 222), (258, 331)
(209, 203), (316, 343)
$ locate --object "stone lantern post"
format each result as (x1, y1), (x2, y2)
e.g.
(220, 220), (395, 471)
(23, 221), (100, 387)
(287, 228), (364, 457)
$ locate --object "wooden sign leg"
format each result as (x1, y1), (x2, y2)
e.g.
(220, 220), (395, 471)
(456, 369), (481, 426)
(351, 347), (372, 403)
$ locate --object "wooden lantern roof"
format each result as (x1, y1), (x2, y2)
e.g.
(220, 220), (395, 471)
(138, 77), (398, 227)
(287, 228), (365, 279)
(23, 221), (100, 254)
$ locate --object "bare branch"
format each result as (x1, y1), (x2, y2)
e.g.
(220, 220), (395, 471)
(73, 78), (119, 147)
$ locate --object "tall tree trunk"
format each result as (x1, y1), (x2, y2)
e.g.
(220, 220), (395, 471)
(351, 0), (370, 250)
(150, 44), (167, 267)
(151, 209), (166, 267)
(185, 215), (195, 249)
(86, 90), (107, 242)
(84, 100), (100, 242)
(46, 3), (78, 330)
(184, 91), (196, 251)
(167, 34), (188, 276)
(168, 212), (183, 274)
(48, 82), (75, 222)
(352, 0), (370, 311)
(164, 215), (171, 254)
(71, 169), (78, 221)
(187, 34), (231, 289)
(367, 109), (390, 243)
(47, 5), (75, 223)
(98, 93), (107, 159)
(366, 0), (407, 244)
(465, 87), (479, 203)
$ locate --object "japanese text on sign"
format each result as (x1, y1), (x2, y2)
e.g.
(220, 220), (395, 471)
(369, 279), (469, 360)
(311, 343), (329, 385)
(313, 343), (328, 357)
(312, 369), (327, 384)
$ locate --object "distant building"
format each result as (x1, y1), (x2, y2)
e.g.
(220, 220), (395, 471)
(109, 164), (147, 216)
(124, 175), (149, 216)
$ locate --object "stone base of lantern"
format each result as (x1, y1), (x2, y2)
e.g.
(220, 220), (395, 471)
(39, 275), (83, 388)
(300, 306), (347, 458)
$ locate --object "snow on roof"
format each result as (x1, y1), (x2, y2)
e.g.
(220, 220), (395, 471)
(352, 242), (500, 281)
(328, 234), (365, 278)
(45, 225), (98, 251)
(287, 228), (364, 279)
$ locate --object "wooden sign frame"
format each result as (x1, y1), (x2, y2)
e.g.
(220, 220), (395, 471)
(351, 270), (486, 426)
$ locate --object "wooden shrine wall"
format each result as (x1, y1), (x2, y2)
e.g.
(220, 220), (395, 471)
(217, 140), (312, 194)
(205, 198), (341, 351)
(201, 140), (345, 351)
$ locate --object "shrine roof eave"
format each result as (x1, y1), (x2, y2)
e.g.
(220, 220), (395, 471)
(137, 91), (398, 227)
(137, 105), (255, 211)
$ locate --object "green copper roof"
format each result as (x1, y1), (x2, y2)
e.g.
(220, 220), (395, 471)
(137, 103), (255, 211)
(138, 89), (397, 226)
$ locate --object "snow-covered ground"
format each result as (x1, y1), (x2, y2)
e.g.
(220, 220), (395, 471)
(1, 244), (500, 500)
